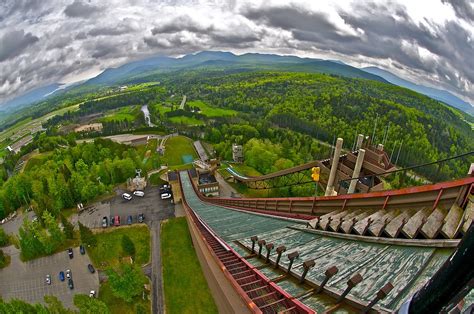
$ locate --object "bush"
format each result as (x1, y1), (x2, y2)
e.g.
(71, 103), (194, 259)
(106, 264), (146, 303)
(0, 228), (9, 247)
(79, 222), (97, 247)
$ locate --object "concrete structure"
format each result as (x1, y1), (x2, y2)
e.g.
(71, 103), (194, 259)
(74, 123), (103, 133)
(356, 134), (364, 149)
(325, 137), (343, 196)
(232, 143), (243, 163)
(348, 148), (366, 194)
(9, 135), (34, 153)
(193, 140), (209, 162)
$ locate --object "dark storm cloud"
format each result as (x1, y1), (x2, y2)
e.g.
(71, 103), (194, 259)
(0, 0), (473, 107)
(241, 1), (473, 102)
(0, 29), (39, 61)
(64, 0), (102, 18)
(442, 0), (474, 22)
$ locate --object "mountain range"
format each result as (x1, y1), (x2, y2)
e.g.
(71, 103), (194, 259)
(1, 51), (473, 116)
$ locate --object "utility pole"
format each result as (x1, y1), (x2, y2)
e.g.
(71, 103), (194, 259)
(371, 113), (379, 145)
(395, 140), (403, 165)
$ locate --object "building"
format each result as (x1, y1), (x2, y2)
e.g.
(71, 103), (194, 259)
(232, 144), (243, 163)
(74, 123), (103, 133)
(197, 170), (219, 197)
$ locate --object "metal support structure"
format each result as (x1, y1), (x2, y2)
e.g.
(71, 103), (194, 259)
(336, 273), (363, 303)
(257, 240), (266, 258)
(300, 260), (316, 283)
(250, 236), (258, 254)
(315, 266), (339, 294)
(287, 251), (299, 273)
(265, 243), (274, 263)
(362, 282), (394, 313)
(275, 246), (286, 268)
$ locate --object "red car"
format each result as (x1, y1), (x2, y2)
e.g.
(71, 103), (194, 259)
(114, 216), (120, 226)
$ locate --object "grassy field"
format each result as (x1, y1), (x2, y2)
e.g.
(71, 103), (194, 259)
(102, 106), (139, 122)
(23, 152), (53, 172)
(187, 100), (237, 117)
(161, 218), (217, 314)
(162, 136), (198, 166)
(88, 225), (150, 269)
(227, 163), (262, 176)
(169, 116), (204, 126)
(99, 281), (150, 314)
(149, 172), (167, 186)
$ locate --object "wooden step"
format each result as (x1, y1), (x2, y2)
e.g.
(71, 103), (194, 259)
(329, 210), (362, 232)
(319, 210), (348, 230)
(401, 207), (433, 239)
(461, 198), (474, 233)
(341, 210), (374, 234)
(384, 209), (416, 238)
(440, 203), (464, 239)
(420, 207), (448, 239)
(368, 209), (400, 237)
(353, 209), (386, 235)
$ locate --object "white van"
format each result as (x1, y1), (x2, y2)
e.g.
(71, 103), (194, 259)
(133, 190), (145, 197)
(122, 193), (132, 201)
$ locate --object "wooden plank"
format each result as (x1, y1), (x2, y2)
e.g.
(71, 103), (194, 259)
(420, 207), (448, 239)
(384, 209), (416, 238)
(329, 210), (362, 232)
(368, 209), (400, 237)
(352, 209), (386, 235)
(461, 199), (474, 233)
(340, 209), (374, 234)
(319, 210), (348, 230)
(401, 207), (433, 239)
(441, 203), (464, 239)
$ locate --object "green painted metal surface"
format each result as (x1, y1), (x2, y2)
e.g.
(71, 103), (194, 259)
(179, 172), (455, 311)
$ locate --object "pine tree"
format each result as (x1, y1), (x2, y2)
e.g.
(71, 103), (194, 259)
(78, 222), (96, 247)
(60, 214), (74, 239)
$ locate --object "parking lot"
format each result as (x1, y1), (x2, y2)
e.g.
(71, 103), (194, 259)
(0, 247), (99, 308)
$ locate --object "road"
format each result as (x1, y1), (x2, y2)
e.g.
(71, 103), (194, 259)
(150, 220), (164, 314)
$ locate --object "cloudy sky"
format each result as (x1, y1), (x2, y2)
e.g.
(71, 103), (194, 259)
(1, 0), (473, 106)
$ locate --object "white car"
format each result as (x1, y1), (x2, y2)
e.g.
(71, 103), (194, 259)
(89, 290), (96, 298)
(66, 269), (71, 279)
(133, 190), (145, 197)
(122, 193), (132, 201)
(45, 274), (51, 285)
(160, 192), (172, 200)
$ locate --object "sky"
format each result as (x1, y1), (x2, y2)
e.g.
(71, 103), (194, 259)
(1, 0), (473, 106)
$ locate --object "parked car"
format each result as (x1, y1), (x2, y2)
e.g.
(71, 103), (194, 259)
(122, 193), (132, 201)
(59, 271), (65, 281)
(66, 269), (72, 279)
(87, 264), (95, 273)
(138, 213), (145, 223)
(45, 274), (51, 285)
(67, 248), (73, 259)
(68, 278), (74, 290)
(127, 215), (133, 225)
(133, 190), (145, 197)
(109, 216), (115, 226)
(102, 216), (108, 228)
(80, 245), (85, 255)
(89, 290), (96, 298)
(114, 215), (120, 226)
(160, 192), (172, 200)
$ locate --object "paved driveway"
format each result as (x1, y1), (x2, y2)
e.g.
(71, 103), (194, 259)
(0, 246), (99, 309)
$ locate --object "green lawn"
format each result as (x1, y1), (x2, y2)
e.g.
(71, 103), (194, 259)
(102, 106), (139, 122)
(187, 100), (237, 117)
(149, 172), (167, 186)
(161, 217), (218, 314)
(88, 225), (150, 269)
(228, 163), (262, 176)
(162, 136), (198, 166)
(169, 116), (204, 126)
(23, 152), (53, 172)
(99, 281), (150, 314)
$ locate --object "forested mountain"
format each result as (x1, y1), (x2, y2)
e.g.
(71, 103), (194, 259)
(363, 66), (474, 116)
(157, 70), (473, 180)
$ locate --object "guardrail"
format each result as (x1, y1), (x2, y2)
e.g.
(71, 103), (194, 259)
(202, 177), (474, 217)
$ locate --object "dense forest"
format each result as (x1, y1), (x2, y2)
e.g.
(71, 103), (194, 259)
(157, 70), (473, 180)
